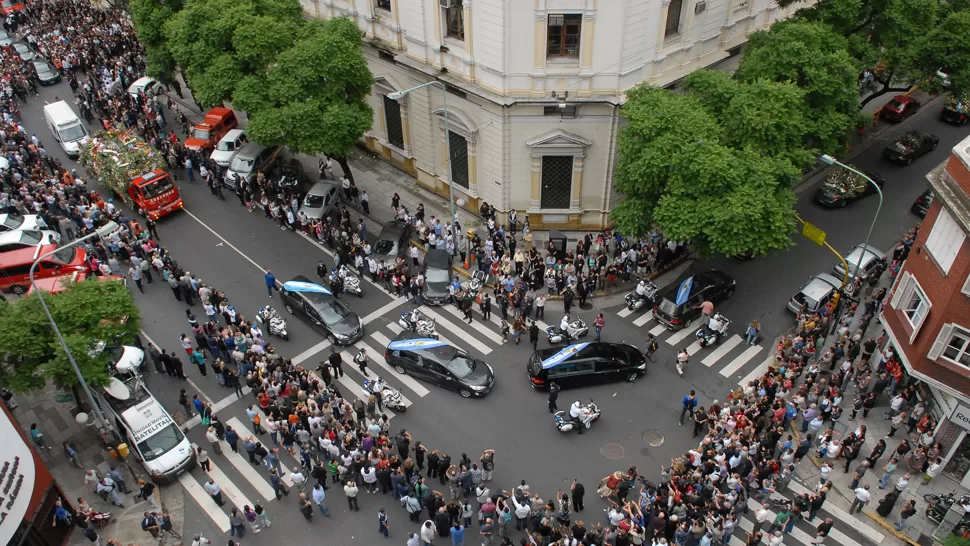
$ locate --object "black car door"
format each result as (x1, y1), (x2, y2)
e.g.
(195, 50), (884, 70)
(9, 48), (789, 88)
(303, 303), (329, 335)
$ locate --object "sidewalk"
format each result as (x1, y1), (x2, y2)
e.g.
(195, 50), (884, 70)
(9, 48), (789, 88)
(7, 384), (181, 546)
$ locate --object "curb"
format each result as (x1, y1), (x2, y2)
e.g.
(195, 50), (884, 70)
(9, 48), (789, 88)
(789, 420), (824, 470)
(863, 509), (921, 546)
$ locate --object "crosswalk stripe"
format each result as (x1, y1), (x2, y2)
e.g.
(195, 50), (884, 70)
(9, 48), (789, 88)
(744, 498), (823, 546)
(649, 323), (666, 336)
(788, 481), (885, 542)
(484, 309), (550, 333)
(665, 325), (699, 347)
(617, 306), (634, 318)
(720, 345), (764, 377)
(633, 309), (666, 326)
(385, 317), (469, 354)
(292, 340), (332, 366)
(686, 338), (704, 356)
(362, 297), (411, 325)
(360, 334), (432, 397)
(191, 444), (256, 513)
(419, 307), (493, 354)
(223, 418), (282, 501)
(702, 335), (743, 366)
(737, 352), (775, 386)
(438, 304), (505, 346)
(333, 359), (397, 419)
(179, 473), (231, 532)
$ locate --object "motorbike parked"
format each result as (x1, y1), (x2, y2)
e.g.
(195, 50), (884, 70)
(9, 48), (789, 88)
(554, 399), (601, 433)
(624, 279), (660, 311)
(256, 305), (289, 340)
(398, 311), (440, 340)
(546, 318), (589, 344)
(696, 313), (730, 348)
(362, 376), (408, 412)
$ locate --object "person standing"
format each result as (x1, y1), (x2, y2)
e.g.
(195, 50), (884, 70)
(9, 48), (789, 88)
(896, 500), (917, 531)
(570, 479), (584, 511)
(451, 522), (465, 546)
(298, 492), (314, 521)
(355, 348), (370, 377)
(535, 294), (545, 319)
(378, 507), (389, 538)
(312, 483), (331, 516)
(678, 390), (697, 426)
(203, 478), (226, 506)
(593, 313), (605, 342)
(265, 270), (276, 298)
(529, 321), (539, 351)
(547, 382), (560, 413)
(128, 264), (144, 293)
(185, 157), (195, 182)
(345, 480), (361, 511)
(849, 484), (871, 514)
(329, 349), (345, 378)
(229, 508), (245, 538)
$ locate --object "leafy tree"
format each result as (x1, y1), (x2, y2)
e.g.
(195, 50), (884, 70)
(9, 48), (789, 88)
(128, 0), (183, 84)
(162, 0), (303, 107)
(919, 9), (970, 98)
(0, 279), (141, 403)
(735, 20), (862, 154)
(233, 17), (374, 183)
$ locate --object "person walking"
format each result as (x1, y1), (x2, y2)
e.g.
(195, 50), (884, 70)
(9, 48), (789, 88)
(229, 508), (245, 538)
(311, 483), (331, 516)
(548, 382), (560, 413)
(203, 478), (226, 506)
(896, 500), (917, 531)
(128, 264), (144, 293)
(355, 348), (370, 377)
(206, 426), (222, 455)
(378, 507), (390, 538)
(593, 313), (605, 342)
(197, 446), (210, 471)
(678, 390), (698, 426)
(848, 484), (871, 514)
(329, 349), (345, 378)
(265, 270), (276, 297)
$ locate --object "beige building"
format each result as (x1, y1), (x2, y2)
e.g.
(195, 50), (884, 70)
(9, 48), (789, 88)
(300, 0), (807, 230)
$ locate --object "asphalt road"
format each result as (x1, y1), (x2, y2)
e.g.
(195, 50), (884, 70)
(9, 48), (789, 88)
(15, 75), (935, 546)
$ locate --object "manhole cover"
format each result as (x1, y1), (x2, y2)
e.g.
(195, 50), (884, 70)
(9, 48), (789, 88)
(579, 302), (593, 311)
(600, 443), (625, 460)
(642, 429), (665, 447)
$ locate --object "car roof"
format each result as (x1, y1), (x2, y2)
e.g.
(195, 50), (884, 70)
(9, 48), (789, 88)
(425, 249), (451, 268)
(390, 331), (461, 353)
(0, 243), (58, 264)
(219, 128), (245, 141)
(846, 244), (885, 265)
(0, 229), (40, 244)
(800, 274), (841, 299)
(235, 143), (267, 160)
(661, 270), (724, 300)
(533, 342), (636, 369)
(132, 76), (154, 87)
(892, 95), (917, 103)
(378, 221), (407, 239)
(306, 181), (339, 196)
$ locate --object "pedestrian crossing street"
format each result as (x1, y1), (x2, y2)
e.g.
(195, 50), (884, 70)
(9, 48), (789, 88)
(616, 307), (775, 386)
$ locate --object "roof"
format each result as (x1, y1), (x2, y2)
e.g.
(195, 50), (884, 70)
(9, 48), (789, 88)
(122, 397), (174, 442)
(219, 128), (245, 141)
(378, 220), (408, 238)
(800, 274), (841, 299)
(42, 100), (78, 122)
(202, 106), (234, 123)
(0, 242), (57, 264)
(426, 249), (451, 269)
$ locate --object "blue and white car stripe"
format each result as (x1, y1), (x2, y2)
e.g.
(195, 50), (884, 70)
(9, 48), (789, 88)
(541, 342), (590, 369)
(387, 338), (450, 350)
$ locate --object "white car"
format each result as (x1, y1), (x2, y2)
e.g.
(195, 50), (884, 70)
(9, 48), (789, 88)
(127, 76), (163, 98)
(0, 213), (48, 233)
(210, 128), (247, 167)
(0, 229), (61, 253)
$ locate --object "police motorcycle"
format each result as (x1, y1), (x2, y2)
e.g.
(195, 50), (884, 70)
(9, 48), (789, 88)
(256, 305), (289, 340)
(398, 309), (440, 340)
(546, 314), (589, 344)
(362, 376), (408, 412)
(555, 398), (601, 433)
(327, 265), (363, 297)
(625, 279), (660, 311)
(696, 313), (730, 348)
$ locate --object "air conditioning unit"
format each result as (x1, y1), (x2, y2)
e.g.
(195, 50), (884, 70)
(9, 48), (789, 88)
(439, 0), (454, 8)
(695, 1), (706, 14)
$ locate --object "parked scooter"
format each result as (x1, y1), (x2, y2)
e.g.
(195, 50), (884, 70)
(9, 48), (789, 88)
(696, 313), (730, 348)
(328, 265), (363, 297)
(398, 310), (440, 340)
(554, 399), (601, 433)
(625, 279), (659, 311)
(362, 376), (408, 412)
(256, 305), (289, 340)
(546, 317), (589, 344)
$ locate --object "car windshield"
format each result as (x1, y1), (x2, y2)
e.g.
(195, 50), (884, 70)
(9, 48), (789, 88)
(14, 43), (26, 52)
(2, 215), (23, 230)
(445, 355), (477, 379)
(137, 423), (184, 461)
(143, 177), (174, 199)
(1, 1), (11, 8)
(19, 230), (41, 245)
(319, 300), (351, 324)
(192, 128), (210, 141)
(215, 140), (234, 152)
(59, 123), (86, 142)
(230, 156), (254, 173)
(658, 298), (682, 317)
(426, 269), (449, 283)
(888, 99), (905, 110)
(303, 194), (325, 208)
(374, 239), (395, 255)
(51, 247), (76, 263)
(793, 291), (816, 310)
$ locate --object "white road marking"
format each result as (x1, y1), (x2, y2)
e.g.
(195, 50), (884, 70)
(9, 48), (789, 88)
(438, 304), (505, 346)
(719, 345), (764, 377)
(179, 473), (231, 532)
(333, 362), (397, 419)
(183, 209), (269, 274)
(185, 388), (251, 431)
(223, 418), (278, 501)
(633, 310), (655, 327)
(386, 316), (468, 353)
(359, 334), (431, 397)
(649, 323), (667, 336)
(665, 325), (699, 347)
(194, 447), (257, 514)
(291, 340), (332, 365)
(419, 307), (493, 355)
(736, 351), (776, 385)
(617, 306), (634, 318)
(686, 338), (704, 356)
(702, 335), (743, 367)
(362, 298), (411, 325)
(788, 481), (885, 542)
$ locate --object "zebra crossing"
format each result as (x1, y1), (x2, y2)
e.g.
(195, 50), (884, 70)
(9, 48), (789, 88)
(618, 305), (772, 384)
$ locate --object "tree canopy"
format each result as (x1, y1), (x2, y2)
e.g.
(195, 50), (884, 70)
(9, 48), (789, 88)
(0, 279), (141, 395)
(128, 0), (183, 85)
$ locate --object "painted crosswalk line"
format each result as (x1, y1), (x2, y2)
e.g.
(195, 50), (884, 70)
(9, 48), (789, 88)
(649, 323), (667, 336)
(418, 307), (493, 355)
(737, 351), (775, 385)
(702, 335), (743, 366)
(686, 338), (705, 356)
(617, 306), (635, 318)
(385, 319), (469, 355)
(223, 418), (284, 501)
(438, 304), (505, 346)
(359, 334), (432, 397)
(190, 444), (255, 513)
(719, 344), (764, 377)
(633, 310), (655, 327)
(179, 473), (231, 532)
(788, 481), (885, 542)
(665, 324), (700, 347)
(333, 363), (398, 419)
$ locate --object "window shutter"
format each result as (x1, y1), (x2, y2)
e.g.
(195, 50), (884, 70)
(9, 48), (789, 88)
(928, 323), (954, 361)
(910, 295), (932, 344)
(962, 274), (970, 297)
(890, 273), (910, 309)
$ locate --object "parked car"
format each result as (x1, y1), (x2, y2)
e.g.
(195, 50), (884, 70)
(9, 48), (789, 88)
(12, 42), (34, 62)
(0, 29), (13, 47)
(225, 143), (281, 190)
(385, 332), (495, 398)
(833, 244), (886, 283)
(941, 96), (969, 125)
(209, 129), (247, 168)
(882, 131), (939, 164)
(32, 58), (61, 85)
(653, 270), (735, 330)
(0, 213), (48, 233)
(788, 273), (842, 314)
(278, 276), (363, 345)
(184, 107), (238, 152)
(527, 342), (647, 389)
(0, 229), (61, 254)
(911, 188), (935, 218)
(127, 76), (163, 99)
(421, 249), (453, 305)
(881, 95), (921, 123)
(0, 0), (25, 15)
(371, 221), (412, 265)
(299, 181), (340, 221)
(814, 168), (886, 208)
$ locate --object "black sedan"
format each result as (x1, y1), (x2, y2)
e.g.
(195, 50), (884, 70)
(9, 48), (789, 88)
(278, 276), (363, 345)
(421, 249), (452, 305)
(911, 189), (935, 218)
(385, 332), (495, 398)
(814, 169), (886, 208)
(32, 59), (60, 85)
(653, 270), (735, 330)
(371, 220), (411, 265)
(883, 131), (939, 165)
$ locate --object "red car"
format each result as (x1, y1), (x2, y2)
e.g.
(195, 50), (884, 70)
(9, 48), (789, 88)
(0, 0), (25, 15)
(881, 95), (921, 123)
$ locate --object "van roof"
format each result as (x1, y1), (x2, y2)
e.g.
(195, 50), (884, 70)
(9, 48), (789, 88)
(43, 100), (78, 123)
(122, 397), (174, 442)
(204, 106), (234, 120)
(234, 142), (267, 160)
(220, 128), (245, 142)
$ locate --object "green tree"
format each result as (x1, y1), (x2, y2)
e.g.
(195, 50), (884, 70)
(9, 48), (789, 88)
(233, 17), (374, 183)
(735, 20), (862, 154)
(919, 9), (970, 98)
(128, 0), (183, 84)
(0, 279), (141, 401)
(162, 0), (303, 107)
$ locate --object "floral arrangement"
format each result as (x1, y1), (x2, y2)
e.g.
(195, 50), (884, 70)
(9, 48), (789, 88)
(821, 166), (868, 198)
(78, 129), (166, 205)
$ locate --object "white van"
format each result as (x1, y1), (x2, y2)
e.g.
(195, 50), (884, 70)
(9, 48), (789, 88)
(43, 100), (89, 158)
(98, 358), (195, 482)
(210, 128), (247, 167)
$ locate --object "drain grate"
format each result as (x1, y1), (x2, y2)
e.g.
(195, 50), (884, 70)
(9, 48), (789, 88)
(600, 443), (625, 460)
(642, 429), (665, 447)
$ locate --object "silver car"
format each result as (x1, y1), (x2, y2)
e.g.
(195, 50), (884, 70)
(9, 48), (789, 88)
(788, 273), (841, 314)
(13, 42), (34, 62)
(833, 244), (886, 283)
(225, 143), (280, 190)
(299, 181), (340, 221)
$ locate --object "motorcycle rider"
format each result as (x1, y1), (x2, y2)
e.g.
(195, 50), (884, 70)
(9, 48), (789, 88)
(329, 268), (343, 297)
(560, 314), (572, 342)
(410, 308), (422, 328)
(634, 280), (652, 305)
(568, 400), (586, 435)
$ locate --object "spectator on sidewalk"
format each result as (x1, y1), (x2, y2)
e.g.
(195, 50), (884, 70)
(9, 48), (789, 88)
(849, 484), (871, 514)
(896, 500), (917, 531)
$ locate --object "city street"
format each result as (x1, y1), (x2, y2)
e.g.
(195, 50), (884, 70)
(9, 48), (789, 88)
(16, 74), (960, 546)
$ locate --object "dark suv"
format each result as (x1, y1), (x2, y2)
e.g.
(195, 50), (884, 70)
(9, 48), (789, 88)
(421, 249), (453, 305)
(527, 342), (647, 390)
(385, 332), (495, 398)
(653, 270), (735, 330)
(279, 276), (363, 345)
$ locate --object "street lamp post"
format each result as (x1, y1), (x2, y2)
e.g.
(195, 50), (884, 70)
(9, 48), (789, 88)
(388, 82), (457, 248)
(29, 221), (119, 433)
(819, 155), (884, 287)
